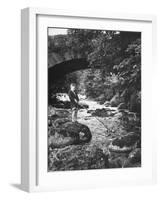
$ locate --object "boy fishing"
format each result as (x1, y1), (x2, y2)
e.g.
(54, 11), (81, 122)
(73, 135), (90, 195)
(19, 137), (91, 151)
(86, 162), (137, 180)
(68, 83), (79, 122)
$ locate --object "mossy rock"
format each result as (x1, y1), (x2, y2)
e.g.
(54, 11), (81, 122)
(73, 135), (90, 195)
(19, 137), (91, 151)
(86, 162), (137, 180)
(109, 133), (140, 153)
(49, 121), (92, 148)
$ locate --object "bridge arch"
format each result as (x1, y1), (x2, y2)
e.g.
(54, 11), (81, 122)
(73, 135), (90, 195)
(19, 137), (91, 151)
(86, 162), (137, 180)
(48, 58), (89, 84)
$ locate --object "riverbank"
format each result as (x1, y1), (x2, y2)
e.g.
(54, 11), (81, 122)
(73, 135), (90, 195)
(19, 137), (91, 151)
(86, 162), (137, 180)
(48, 98), (141, 171)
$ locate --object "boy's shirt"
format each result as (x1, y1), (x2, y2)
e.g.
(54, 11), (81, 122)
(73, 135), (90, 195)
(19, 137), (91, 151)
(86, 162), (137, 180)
(68, 90), (79, 108)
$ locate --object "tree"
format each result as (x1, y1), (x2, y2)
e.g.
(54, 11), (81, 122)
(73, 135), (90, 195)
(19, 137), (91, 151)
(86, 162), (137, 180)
(48, 29), (141, 113)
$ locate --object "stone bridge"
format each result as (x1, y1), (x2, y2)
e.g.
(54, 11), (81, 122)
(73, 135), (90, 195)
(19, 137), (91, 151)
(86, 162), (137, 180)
(48, 52), (90, 84)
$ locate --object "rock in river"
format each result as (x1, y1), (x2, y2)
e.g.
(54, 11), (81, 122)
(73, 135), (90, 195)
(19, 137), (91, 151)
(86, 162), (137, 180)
(109, 132), (140, 153)
(49, 121), (92, 148)
(87, 108), (111, 117)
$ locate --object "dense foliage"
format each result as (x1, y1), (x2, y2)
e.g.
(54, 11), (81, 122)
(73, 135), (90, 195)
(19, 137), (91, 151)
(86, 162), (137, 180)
(48, 29), (141, 113)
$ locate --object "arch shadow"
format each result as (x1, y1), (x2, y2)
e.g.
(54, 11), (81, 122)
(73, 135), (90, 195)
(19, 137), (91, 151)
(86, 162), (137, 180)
(48, 58), (89, 84)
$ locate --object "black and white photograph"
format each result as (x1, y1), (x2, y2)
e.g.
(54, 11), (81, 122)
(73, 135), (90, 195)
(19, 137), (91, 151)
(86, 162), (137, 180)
(48, 27), (141, 172)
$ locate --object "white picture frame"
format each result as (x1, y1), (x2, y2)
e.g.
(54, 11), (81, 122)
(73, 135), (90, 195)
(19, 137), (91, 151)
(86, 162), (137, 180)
(21, 7), (157, 192)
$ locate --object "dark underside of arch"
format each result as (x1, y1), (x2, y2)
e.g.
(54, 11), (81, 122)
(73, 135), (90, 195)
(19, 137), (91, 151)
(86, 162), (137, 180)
(48, 58), (89, 84)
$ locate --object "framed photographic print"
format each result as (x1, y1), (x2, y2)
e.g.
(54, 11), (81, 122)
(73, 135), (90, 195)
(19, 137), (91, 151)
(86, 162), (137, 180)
(21, 7), (157, 192)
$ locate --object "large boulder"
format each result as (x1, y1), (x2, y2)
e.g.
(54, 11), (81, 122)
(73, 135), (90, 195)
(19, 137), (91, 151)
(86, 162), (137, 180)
(49, 121), (92, 148)
(109, 133), (140, 153)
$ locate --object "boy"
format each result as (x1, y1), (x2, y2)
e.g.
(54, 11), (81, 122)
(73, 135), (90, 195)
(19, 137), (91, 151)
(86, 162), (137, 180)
(68, 83), (79, 122)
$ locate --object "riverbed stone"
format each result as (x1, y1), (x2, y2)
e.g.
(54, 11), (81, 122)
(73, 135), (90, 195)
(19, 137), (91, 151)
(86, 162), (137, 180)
(109, 133), (140, 153)
(49, 121), (92, 148)
(87, 108), (111, 117)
